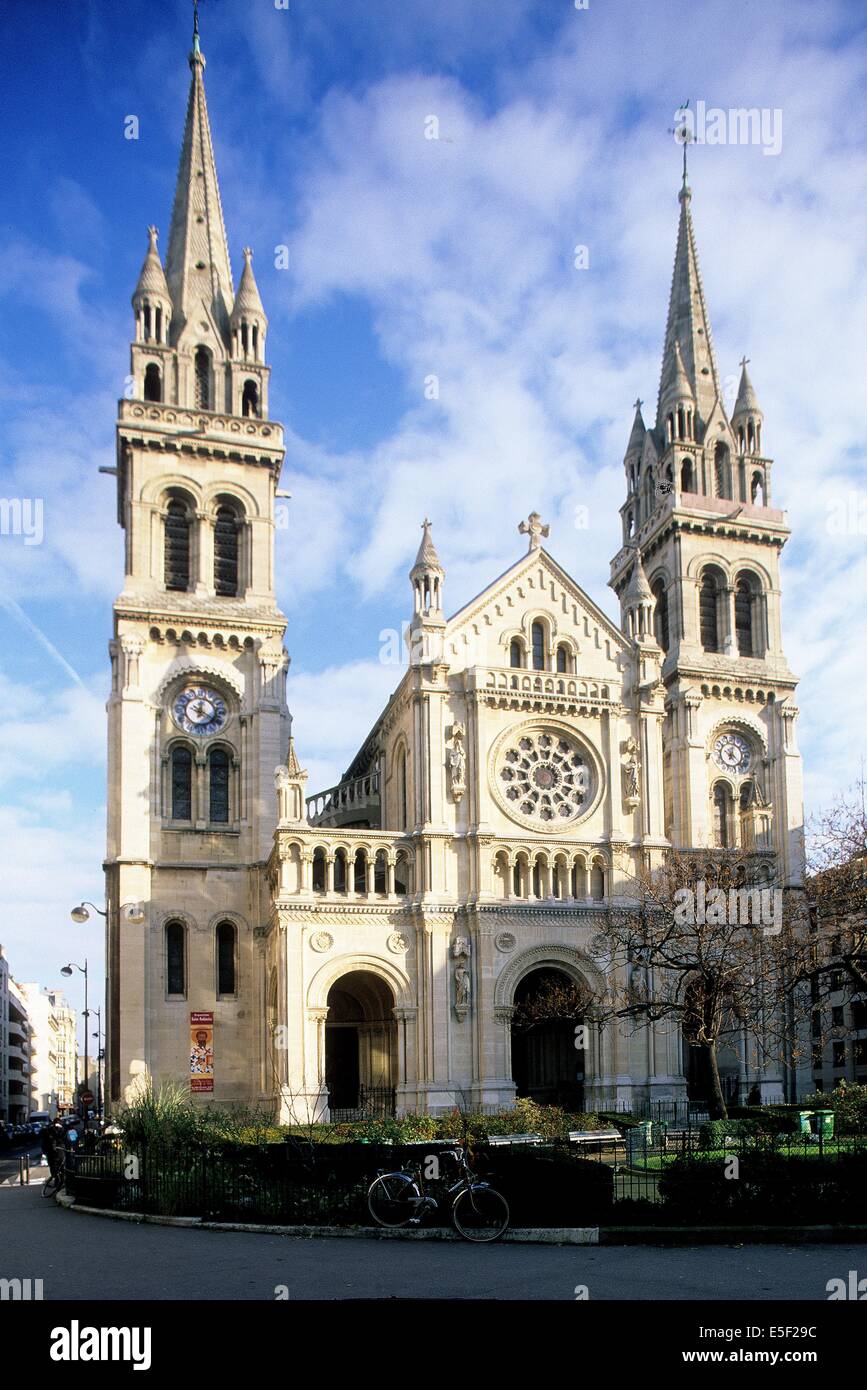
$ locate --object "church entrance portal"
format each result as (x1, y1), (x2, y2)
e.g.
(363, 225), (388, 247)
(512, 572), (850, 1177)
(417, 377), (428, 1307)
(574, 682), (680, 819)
(511, 967), (586, 1111)
(325, 970), (397, 1119)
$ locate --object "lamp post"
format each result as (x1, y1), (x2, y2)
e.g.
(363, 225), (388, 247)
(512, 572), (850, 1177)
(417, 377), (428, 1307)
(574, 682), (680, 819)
(92, 1005), (104, 1121)
(69, 900), (145, 1118)
(60, 960), (88, 1118)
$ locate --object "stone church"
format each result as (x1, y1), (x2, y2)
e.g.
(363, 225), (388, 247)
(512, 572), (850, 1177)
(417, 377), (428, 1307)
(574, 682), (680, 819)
(105, 23), (807, 1121)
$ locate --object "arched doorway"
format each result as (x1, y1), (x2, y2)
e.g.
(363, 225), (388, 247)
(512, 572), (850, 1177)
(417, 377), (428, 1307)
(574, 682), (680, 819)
(510, 967), (587, 1111)
(325, 970), (397, 1119)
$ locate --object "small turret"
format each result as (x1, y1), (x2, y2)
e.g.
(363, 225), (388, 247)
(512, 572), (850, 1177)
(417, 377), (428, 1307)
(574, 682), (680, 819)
(230, 247), (268, 363)
(660, 340), (695, 444)
(408, 519), (446, 664)
(622, 544), (659, 647)
(132, 226), (172, 346)
(732, 358), (763, 456)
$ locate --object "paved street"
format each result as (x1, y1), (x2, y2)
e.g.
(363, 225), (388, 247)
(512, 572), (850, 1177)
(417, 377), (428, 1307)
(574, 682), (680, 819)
(1, 1184), (860, 1301)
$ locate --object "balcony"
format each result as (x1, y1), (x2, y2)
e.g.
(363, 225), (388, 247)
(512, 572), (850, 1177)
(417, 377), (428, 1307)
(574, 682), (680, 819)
(273, 828), (413, 902)
(118, 398), (283, 453)
(306, 771), (381, 829)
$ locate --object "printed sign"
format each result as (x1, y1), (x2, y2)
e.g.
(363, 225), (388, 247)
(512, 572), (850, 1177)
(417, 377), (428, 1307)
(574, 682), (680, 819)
(190, 1011), (214, 1093)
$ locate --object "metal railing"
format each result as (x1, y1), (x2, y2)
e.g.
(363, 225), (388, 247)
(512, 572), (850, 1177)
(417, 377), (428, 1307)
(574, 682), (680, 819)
(306, 771), (380, 826)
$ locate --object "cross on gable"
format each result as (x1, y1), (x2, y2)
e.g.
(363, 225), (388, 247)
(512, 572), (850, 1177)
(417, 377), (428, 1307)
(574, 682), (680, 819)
(518, 512), (550, 552)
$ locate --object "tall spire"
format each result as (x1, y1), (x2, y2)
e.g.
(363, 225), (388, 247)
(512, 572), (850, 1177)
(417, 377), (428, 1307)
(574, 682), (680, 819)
(656, 178), (720, 434)
(164, 8), (234, 343)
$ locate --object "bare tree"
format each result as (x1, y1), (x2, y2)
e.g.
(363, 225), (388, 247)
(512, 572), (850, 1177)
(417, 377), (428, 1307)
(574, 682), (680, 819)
(589, 848), (811, 1119)
(807, 780), (867, 996)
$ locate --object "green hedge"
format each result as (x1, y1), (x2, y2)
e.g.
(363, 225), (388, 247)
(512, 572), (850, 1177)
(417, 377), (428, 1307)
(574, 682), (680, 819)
(658, 1149), (867, 1224)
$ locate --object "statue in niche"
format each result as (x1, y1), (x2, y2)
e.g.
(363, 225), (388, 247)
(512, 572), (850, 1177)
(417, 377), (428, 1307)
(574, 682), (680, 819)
(622, 737), (641, 807)
(454, 962), (471, 1009)
(446, 723), (467, 802)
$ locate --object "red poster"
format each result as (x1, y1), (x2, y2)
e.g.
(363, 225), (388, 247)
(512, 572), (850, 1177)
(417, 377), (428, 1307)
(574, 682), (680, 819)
(190, 1011), (214, 1093)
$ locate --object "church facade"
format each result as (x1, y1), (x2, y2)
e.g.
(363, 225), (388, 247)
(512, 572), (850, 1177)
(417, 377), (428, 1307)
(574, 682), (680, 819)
(104, 27), (807, 1120)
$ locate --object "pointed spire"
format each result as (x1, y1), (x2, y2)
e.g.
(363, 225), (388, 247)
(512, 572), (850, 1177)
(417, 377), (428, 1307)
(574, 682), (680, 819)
(625, 400), (647, 456)
(656, 178), (719, 433)
(231, 247), (267, 327)
(132, 226), (171, 307)
(412, 518), (443, 575)
(733, 358), (762, 419)
(623, 544), (653, 604)
(164, 12), (234, 343)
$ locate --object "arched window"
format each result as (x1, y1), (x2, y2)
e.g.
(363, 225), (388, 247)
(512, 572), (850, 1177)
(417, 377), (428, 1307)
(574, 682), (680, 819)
(712, 782), (733, 848)
(166, 920), (186, 996)
(214, 504), (240, 597)
(396, 746), (408, 831)
(513, 861), (522, 896)
(699, 569), (722, 652)
(714, 443), (731, 500)
(751, 471), (765, 505)
(164, 498), (191, 591)
(556, 644), (569, 673)
(194, 347), (212, 410)
(374, 850), (387, 895)
(333, 849), (348, 894)
(216, 920), (236, 996)
(735, 574), (757, 657)
(171, 745), (193, 821)
(572, 861), (588, 898)
(626, 511), (634, 539)
(590, 861), (605, 901)
(677, 406), (685, 440)
(208, 747), (230, 824)
(144, 362), (162, 402)
(681, 458), (694, 492)
(652, 578), (669, 652)
(509, 639), (523, 669)
(312, 848), (327, 893)
(531, 622), (545, 671)
(241, 379), (259, 418)
(353, 849), (367, 894)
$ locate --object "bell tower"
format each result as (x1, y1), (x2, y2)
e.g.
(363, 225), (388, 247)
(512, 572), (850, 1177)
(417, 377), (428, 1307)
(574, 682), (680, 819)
(609, 168), (804, 885)
(105, 15), (289, 1109)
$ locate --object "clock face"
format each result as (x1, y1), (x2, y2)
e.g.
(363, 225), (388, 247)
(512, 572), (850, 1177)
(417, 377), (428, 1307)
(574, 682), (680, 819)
(172, 686), (227, 736)
(712, 732), (751, 774)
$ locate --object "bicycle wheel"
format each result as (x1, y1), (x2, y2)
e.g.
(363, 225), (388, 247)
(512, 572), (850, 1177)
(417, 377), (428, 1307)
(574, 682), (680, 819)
(367, 1172), (421, 1228)
(451, 1184), (510, 1242)
(42, 1174), (61, 1199)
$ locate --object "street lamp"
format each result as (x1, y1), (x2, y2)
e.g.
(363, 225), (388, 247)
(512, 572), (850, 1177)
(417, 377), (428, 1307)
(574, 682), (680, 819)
(70, 901), (145, 926)
(91, 1005), (104, 1121)
(61, 960), (89, 1120)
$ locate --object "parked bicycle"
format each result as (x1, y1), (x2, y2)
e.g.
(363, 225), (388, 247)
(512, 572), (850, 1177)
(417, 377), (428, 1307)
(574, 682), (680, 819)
(367, 1143), (509, 1243)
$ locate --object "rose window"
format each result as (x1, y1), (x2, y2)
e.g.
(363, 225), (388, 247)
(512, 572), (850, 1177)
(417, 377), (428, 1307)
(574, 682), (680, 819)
(495, 729), (592, 826)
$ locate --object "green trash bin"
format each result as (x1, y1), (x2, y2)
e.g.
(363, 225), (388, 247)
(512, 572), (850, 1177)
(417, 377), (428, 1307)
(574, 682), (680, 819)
(814, 1109), (835, 1140)
(798, 1110), (813, 1136)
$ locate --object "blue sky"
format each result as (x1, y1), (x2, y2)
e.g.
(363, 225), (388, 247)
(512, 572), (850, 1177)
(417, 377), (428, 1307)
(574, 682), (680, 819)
(1, 0), (866, 1039)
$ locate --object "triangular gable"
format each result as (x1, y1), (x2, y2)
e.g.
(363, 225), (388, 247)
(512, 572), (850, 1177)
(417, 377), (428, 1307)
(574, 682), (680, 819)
(445, 546), (629, 667)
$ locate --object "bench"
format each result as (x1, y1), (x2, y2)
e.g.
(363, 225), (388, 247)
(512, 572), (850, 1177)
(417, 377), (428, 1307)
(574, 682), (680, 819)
(568, 1129), (624, 1148)
(486, 1133), (543, 1147)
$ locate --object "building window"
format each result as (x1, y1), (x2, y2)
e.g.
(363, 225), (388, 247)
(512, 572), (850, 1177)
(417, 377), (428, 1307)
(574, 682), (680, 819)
(194, 347), (211, 410)
(833, 1041), (846, 1069)
(166, 921), (186, 996)
(509, 639), (523, 668)
(241, 379), (259, 417)
(699, 569), (721, 652)
(396, 746), (408, 831)
(312, 848), (326, 893)
(531, 622), (545, 671)
(214, 505), (240, 596)
(171, 745), (193, 821)
(216, 920), (237, 996)
(164, 499), (191, 591)
(832, 1005), (845, 1029)
(590, 862), (605, 901)
(680, 458), (694, 492)
(556, 644), (569, 673)
(714, 443), (731, 500)
(144, 362), (162, 402)
(712, 782), (732, 848)
(208, 747), (230, 824)
(735, 573), (759, 657)
(652, 578), (669, 652)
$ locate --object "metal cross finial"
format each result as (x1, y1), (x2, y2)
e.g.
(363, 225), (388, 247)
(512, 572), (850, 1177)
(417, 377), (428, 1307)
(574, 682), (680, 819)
(633, 397), (644, 412)
(518, 511), (550, 552)
(739, 356), (750, 371)
(421, 517), (432, 531)
(669, 100), (693, 189)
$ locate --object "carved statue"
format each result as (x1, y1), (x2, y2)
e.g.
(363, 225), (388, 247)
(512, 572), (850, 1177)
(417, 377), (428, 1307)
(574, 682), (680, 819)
(446, 723), (466, 801)
(622, 737), (641, 805)
(454, 963), (471, 1008)
(452, 935), (470, 960)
